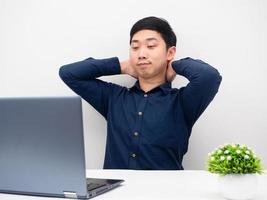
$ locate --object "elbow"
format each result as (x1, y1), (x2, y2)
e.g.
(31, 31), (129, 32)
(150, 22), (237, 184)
(207, 67), (222, 91)
(210, 67), (222, 83)
(58, 65), (70, 81)
(194, 59), (222, 87)
(201, 66), (222, 91)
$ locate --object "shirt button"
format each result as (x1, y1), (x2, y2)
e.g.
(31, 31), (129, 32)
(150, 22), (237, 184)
(144, 94), (148, 97)
(131, 153), (137, 158)
(138, 112), (143, 116)
(133, 132), (139, 136)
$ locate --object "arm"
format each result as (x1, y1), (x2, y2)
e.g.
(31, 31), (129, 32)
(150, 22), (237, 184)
(171, 57), (222, 127)
(59, 57), (121, 119)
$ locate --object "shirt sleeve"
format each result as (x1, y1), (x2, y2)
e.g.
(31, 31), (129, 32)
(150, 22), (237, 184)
(172, 57), (222, 128)
(58, 57), (121, 120)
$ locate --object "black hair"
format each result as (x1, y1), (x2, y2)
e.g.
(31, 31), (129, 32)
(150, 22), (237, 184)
(130, 16), (177, 49)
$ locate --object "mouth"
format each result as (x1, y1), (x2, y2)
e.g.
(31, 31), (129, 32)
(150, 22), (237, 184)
(137, 62), (151, 68)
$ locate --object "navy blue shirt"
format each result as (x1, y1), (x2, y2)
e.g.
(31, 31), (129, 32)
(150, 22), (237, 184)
(59, 57), (222, 170)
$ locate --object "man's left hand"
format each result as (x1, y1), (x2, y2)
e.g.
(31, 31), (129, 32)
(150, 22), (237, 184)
(166, 60), (176, 82)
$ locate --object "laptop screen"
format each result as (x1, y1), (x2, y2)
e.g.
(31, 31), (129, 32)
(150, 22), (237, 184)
(0, 96), (88, 198)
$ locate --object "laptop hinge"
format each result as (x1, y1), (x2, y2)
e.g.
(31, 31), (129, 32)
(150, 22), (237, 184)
(63, 191), (77, 199)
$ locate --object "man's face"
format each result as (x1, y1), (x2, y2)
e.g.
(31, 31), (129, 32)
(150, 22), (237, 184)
(129, 29), (175, 80)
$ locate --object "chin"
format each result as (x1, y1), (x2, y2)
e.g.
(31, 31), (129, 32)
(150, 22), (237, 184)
(138, 73), (152, 79)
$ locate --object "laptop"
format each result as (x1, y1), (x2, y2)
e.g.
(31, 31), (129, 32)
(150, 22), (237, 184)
(0, 96), (124, 199)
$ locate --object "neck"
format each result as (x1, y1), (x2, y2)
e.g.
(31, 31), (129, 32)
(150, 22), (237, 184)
(138, 75), (167, 93)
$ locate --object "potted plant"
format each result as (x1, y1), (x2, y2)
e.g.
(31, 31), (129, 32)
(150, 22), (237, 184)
(207, 143), (264, 200)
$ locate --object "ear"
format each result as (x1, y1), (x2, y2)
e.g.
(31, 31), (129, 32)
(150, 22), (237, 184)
(166, 46), (176, 61)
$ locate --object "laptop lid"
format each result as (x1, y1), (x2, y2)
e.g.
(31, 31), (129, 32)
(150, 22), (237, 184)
(0, 96), (88, 198)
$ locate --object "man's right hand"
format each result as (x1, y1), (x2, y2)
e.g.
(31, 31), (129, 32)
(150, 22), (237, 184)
(120, 59), (138, 79)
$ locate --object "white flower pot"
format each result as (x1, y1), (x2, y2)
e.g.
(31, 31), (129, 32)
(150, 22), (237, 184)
(218, 174), (258, 200)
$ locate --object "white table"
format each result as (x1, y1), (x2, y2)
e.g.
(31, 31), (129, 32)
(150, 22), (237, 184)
(0, 170), (266, 200)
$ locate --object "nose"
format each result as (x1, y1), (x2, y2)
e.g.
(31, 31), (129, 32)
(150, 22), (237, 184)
(138, 47), (148, 60)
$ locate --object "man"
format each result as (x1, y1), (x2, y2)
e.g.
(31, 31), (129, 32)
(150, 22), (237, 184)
(59, 16), (222, 170)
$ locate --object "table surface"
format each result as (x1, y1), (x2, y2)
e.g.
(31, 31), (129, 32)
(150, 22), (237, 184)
(0, 170), (266, 200)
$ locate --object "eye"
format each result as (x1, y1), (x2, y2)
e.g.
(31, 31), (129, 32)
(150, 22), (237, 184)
(131, 46), (139, 50)
(147, 45), (156, 49)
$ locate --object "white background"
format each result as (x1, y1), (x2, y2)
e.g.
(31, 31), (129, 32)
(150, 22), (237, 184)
(1, 0), (266, 169)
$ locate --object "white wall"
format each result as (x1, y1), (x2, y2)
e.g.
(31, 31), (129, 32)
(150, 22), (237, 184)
(1, 0), (266, 170)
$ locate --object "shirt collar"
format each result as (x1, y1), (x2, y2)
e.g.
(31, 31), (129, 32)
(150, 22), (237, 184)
(131, 80), (172, 94)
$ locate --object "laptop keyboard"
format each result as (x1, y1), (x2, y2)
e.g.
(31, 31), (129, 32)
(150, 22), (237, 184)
(87, 181), (106, 191)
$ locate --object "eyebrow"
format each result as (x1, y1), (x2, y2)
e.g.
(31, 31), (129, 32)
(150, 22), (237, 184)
(131, 37), (158, 44)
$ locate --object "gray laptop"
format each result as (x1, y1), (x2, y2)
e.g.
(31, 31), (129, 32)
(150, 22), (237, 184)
(0, 96), (124, 199)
